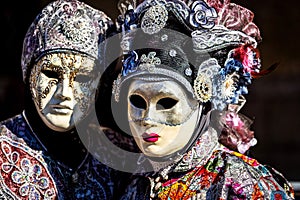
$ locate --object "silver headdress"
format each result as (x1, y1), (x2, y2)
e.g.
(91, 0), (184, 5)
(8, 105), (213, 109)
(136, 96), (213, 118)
(21, 0), (113, 83)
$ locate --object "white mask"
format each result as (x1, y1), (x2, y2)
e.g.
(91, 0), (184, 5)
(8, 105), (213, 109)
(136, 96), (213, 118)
(128, 79), (201, 157)
(29, 52), (97, 132)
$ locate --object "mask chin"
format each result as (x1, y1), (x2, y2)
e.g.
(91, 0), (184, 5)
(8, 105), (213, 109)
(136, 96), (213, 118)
(144, 104), (210, 163)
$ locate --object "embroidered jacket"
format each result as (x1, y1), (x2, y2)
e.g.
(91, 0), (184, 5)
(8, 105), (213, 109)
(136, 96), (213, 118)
(119, 128), (295, 200)
(0, 113), (115, 200)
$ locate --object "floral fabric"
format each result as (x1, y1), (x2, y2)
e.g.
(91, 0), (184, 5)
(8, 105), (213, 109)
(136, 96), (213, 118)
(120, 128), (294, 200)
(0, 114), (114, 200)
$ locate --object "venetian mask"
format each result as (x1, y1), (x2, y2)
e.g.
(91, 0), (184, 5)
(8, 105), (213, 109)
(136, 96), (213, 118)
(29, 52), (98, 132)
(127, 79), (201, 157)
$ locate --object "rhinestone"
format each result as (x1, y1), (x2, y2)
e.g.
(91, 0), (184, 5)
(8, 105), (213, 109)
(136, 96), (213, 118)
(185, 67), (192, 76)
(161, 34), (168, 42)
(169, 49), (177, 57)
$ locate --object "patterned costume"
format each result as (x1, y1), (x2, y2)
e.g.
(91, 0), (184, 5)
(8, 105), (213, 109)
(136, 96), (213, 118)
(0, 114), (114, 199)
(0, 0), (118, 199)
(110, 0), (295, 199)
(119, 128), (294, 199)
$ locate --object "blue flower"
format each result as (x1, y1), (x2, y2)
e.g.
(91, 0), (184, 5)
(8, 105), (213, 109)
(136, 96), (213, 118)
(222, 58), (244, 76)
(189, 0), (217, 29)
(242, 72), (252, 85)
(124, 9), (138, 31)
(232, 73), (253, 103)
(220, 58), (255, 104)
(122, 51), (139, 76)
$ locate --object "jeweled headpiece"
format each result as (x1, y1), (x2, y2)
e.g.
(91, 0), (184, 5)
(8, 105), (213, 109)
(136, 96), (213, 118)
(21, 0), (112, 82)
(113, 0), (264, 111)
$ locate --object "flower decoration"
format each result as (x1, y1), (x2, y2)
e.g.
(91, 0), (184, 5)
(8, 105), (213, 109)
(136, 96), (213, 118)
(205, 0), (230, 13)
(232, 44), (261, 75)
(119, 6), (138, 31)
(193, 58), (221, 103)
(193, 74), (213, 102)
(189, 0), (218, 29)
(62, 17), (93, 44)
(217, 44), (261, 104)
(221, 58), (249, 104)
(218, 111), (257, 154)
(121, 50), (139, 76)
(140, 52), (161, 67)
(222, 73), (238, 99)
(141, 5), (168, 34)
(211, 72), (238, 111)
(11, 158), (55, 199)
(205, 0), (261, 41)
(216, 3), (261, 41)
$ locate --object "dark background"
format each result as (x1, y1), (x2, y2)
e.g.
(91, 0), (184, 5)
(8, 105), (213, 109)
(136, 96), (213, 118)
(1, 0), (299, 195)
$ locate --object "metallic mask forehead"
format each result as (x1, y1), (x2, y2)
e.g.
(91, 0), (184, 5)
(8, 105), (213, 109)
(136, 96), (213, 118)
(36, 52), (95, 72)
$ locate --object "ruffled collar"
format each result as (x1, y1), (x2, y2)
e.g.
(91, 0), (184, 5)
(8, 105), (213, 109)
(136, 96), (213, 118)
(173, 126), (220, 172)
(136, 126), (221, 177)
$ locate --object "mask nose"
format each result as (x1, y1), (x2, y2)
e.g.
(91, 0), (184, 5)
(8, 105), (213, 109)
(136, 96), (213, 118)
(56, 75), (72, 100)
(141, 104), (157, 127)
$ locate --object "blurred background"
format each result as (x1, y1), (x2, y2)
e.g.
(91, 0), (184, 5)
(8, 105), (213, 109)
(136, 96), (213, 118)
(1, 0), (299, 197)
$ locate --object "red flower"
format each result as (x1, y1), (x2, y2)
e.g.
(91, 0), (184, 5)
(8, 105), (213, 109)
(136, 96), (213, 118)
(232, 44), (261, 74)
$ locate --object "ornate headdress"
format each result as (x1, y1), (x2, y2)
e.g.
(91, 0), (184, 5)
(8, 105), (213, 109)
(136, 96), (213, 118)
(111, 0), (268, 153)
(21, 0), (112, 83)
(113, 0), (263, 111)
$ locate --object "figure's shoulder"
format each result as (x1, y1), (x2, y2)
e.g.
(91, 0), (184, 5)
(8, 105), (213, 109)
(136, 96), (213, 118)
(212, 147), (295, 199)
(0, 113), (25, 133)
(216, 147), (289, 183)
(0, 124), (15, 138)
(263, 164), (295, 199)
(0, 123), (30, 150)
(223, 149), (264, 171)
(0, 113), (37, 150)
(0, 121), (22, 142)
(0, 125), (58, 199)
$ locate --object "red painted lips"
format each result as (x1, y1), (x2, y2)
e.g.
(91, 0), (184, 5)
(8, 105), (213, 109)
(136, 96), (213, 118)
(142, 133), (159, 142)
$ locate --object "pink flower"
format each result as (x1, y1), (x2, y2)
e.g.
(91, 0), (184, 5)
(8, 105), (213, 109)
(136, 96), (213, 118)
(207, 1), (261, 41)
(218, 111), (257, 154)
(205, 0), (230, 13)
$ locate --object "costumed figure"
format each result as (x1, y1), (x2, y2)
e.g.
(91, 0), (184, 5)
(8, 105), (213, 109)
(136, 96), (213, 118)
(110, 0), (295, 199)
(0, 0), (116, 199)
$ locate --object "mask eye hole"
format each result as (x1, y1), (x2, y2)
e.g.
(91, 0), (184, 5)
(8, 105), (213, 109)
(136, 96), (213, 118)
(156, 97), (178, 110)
(129, 94), (147, 110)
(41, 69), (59, 79)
